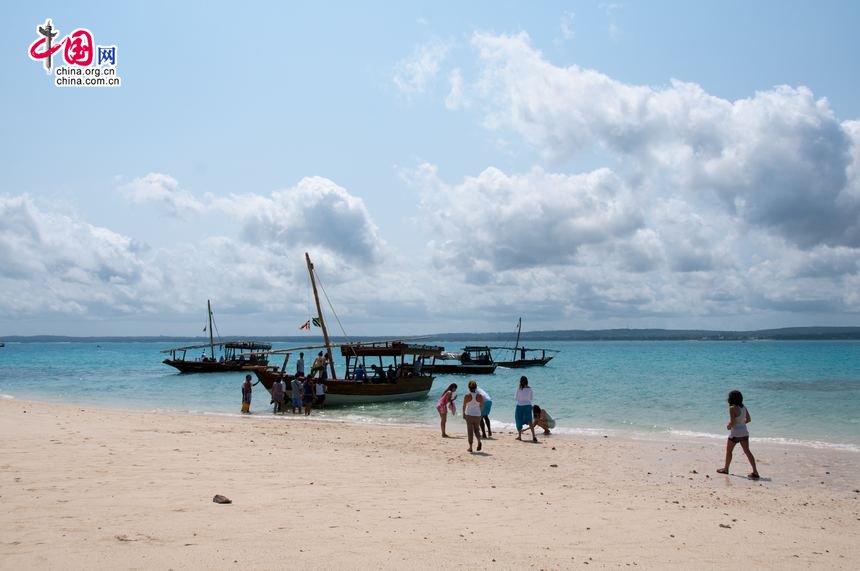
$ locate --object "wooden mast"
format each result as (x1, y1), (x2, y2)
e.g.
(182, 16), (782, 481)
(207, 299), (215, 359)
(305, 252), (338, 380)
(514, 317), (522, 354)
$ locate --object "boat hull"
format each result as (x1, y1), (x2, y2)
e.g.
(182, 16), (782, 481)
(250, 366), (435, 406)
(163, 359), (268, 373)
(496, 356), (554, 368)
(428, 363), (497, 375)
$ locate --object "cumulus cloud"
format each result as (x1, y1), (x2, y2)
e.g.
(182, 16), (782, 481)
(410, 163), (642, 279)
(0, 175), (397, 332)
(0, 195), (156, 317)
(392, 38), (452, 95)
(469, 32), (860, 250)
(214, 176), (386, 267)
(119, 173), (205, 217)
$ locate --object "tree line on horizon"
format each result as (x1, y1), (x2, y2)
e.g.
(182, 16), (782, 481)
(4, 326), (860, 343)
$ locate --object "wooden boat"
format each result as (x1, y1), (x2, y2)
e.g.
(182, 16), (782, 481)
(247, 253), (442, 405)
(491, 318), (558, 368)
(161, 300), (271, 373)
(428, 346), (497, 375)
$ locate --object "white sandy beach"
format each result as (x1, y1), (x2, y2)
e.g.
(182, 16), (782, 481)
(1, 398), (858, 569)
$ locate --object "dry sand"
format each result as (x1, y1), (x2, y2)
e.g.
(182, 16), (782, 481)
(1, 398), (858, 570)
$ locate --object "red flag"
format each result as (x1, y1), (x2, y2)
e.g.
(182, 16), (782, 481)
(299, 320), (310, 330)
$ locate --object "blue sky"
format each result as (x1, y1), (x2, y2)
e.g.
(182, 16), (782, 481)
(2, 1), (860, 336)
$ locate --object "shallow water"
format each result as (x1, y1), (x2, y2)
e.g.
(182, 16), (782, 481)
(1, 339), (858, 450)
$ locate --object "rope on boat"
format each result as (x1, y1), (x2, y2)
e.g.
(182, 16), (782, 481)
(313, 270), (353, 346)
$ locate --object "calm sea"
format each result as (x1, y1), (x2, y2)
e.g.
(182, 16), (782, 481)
(1, 340), (858, 451)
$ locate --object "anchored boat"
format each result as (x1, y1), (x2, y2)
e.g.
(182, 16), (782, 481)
(161, 300), (271, 373)
(491, 318), (558, 368)
(247, 253), (442, 405)
(428, 345), (497, 375)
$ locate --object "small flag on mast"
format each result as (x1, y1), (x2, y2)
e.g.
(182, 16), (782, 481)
(312, 317), (321, 328)
(299, 320), (311, 330)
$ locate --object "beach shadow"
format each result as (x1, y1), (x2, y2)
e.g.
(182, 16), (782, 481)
(729, 473), (771, 482)
(470, 451), (491, 457)
(716, 472), (771, 482)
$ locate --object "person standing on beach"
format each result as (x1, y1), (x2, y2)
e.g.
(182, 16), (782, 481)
(271, 375), (284, 414)
(463, 380), (485, 453)
(436, 383), (458, 437)
(515, 376), (537, 442)
(279, 377), (288, 413)
(476, 384), (492, 438)
(717, 390), (760, 479)
(303, 376), (315, 415)
(314, 377), (326, 409)
(291, 374), (304, 414)
(241, 374), (252, 414)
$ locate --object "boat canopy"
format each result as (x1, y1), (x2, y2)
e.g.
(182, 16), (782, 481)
(340, 341), (443, 358)
(161, 340), (272, 353)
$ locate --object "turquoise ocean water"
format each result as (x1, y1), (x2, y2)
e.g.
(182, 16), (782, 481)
(1, 340), (858, 451)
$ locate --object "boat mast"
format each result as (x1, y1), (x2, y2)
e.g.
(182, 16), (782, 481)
(207, 299), (215, 359)
(305, 253), (338, 380)
(514, 317), (522, 353)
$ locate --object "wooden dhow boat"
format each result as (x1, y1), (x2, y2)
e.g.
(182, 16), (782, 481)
(161, 300), (271, 373)
(428, 345), (497, 375)
(490, 318), (558, 368)
(247, 253), (442, 405)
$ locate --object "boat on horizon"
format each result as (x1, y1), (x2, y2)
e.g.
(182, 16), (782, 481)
(161, 300), (271, 373)
(490, 318), (559, 368)
(428, 345), (497, 375)
(247, 253), (443, 406)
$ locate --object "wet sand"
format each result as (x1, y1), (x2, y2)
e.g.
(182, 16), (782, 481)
(1, 399), (858, 569)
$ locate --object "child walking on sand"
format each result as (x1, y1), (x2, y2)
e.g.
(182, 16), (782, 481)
(716, 390), (760, 479)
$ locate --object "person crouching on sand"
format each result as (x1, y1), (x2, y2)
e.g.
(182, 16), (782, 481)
(528, 405), (555, 435)
(241, 374), (252, 414)
(716, 390), (760, 480)
(436, 383), (458, 437)
(463, 380), (485, 453)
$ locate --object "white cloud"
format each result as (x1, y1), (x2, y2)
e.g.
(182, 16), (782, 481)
(410, 163), (642, 277)
(392, 38), (452, 95)
(469, 32), (860, 250)
(445, 68), (467, 110)
(560, 11), (576, 40)
(119, 173), (204, 217)
(0, 195), (156, 317)
(214, 176), (386, 266)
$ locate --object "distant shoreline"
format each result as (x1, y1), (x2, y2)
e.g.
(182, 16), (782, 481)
(3, 326), (860, 343)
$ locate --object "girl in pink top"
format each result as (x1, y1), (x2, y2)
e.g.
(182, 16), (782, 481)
(436, 383), (458, 437)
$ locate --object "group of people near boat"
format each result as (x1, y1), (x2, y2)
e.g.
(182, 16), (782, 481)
(239, 365), (327, 417)
(435, 375), (555, 453)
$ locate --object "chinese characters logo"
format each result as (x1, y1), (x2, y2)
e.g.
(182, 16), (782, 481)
(28, 18), (121, 88)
